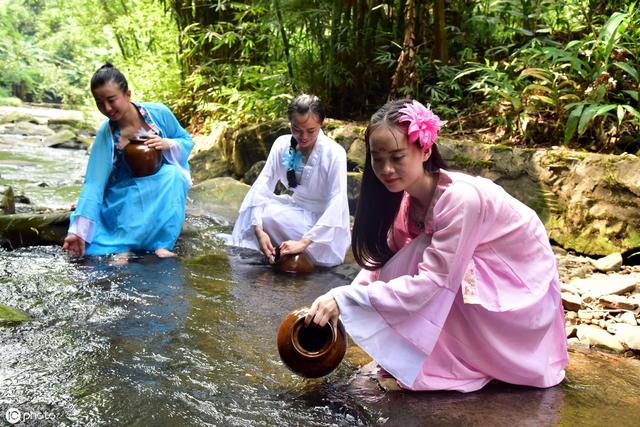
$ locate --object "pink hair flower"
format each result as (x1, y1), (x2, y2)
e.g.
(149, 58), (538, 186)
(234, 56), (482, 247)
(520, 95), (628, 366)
(398, 100), (444, 150)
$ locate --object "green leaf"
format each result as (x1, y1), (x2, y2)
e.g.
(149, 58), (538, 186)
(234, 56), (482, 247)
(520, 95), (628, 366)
(600, 12), (627, 60)
(623, 90), (639, 101)
(594, 104), (618, 116)
(578, 105), (599, 135)
(565, 103), (584, 143)
(622, 105), (640, 120)
(519, 68), (552, 81)
(617, 105), (625, 124)
(523, 84), (553, 94)
(530, 95), (555, 105)
(613, 61), (639, 83)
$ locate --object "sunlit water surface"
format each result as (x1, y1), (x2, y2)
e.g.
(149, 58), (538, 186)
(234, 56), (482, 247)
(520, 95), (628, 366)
(2, 134), (640, 426)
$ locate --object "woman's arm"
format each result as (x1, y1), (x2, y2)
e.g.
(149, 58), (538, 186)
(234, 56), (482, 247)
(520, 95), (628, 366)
(66, 123), (113, 247)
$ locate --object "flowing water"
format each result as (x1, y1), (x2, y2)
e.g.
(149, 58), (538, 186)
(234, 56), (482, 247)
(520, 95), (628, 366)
(2, 118), (640, 426)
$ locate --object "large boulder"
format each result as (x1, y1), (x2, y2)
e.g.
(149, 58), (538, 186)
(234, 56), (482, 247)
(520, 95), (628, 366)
(229, 119), (289, 177)
(187, 177), (250, 223)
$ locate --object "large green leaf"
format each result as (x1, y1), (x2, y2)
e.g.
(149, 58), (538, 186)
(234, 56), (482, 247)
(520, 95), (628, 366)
(578, 105), (598, 135)
(600, 12), (627, 61)
(565, 103), (584, 143)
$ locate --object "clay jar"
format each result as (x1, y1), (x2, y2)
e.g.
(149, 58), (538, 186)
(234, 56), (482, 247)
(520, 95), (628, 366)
(123, 139), (162, 177)
(277, 307), (347, 378)
(272, 248), (315, 274)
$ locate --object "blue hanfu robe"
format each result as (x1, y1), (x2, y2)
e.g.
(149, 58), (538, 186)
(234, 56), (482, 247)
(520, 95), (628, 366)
(69, 102), (193, 255)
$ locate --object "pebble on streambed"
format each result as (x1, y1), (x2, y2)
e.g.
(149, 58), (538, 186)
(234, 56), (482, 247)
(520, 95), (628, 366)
(559, 251), (640, 356)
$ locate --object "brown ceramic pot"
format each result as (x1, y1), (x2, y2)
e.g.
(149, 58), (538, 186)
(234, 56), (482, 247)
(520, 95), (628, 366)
(276, 307), (347, 378)
(123, 139), (162, 177)
(272, 248), (315, 274)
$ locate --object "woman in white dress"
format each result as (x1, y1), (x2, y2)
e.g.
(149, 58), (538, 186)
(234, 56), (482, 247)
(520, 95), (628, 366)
(231, 94), (351, 267)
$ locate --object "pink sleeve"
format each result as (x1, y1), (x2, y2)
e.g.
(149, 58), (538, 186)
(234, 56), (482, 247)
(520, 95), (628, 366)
(351, 267), (380, 286)
(366, 182), (485, 349)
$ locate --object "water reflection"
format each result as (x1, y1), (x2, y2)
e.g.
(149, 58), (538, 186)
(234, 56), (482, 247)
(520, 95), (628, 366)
(3, 139), (640, 426)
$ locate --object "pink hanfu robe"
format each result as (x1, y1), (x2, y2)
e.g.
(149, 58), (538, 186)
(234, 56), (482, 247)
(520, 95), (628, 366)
(331, 170), (568, 392)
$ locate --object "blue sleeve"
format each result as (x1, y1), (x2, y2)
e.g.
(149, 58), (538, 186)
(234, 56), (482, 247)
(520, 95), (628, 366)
(147, 102), (193, 170)
(70, 122), (113, 223)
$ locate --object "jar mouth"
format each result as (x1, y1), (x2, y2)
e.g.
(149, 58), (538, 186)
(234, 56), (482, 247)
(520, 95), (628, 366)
(291, 317), (335, 358)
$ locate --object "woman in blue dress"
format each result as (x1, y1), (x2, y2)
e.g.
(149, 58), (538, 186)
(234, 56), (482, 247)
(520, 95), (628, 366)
(62, 63), (193, 259)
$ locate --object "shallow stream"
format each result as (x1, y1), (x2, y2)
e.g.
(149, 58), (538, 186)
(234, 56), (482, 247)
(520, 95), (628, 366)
(2, 124), (640, 426)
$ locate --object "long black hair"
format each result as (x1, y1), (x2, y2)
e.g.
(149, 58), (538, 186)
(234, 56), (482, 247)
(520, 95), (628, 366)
(90, 62), (128, 93)
(351, 99), (448, 270)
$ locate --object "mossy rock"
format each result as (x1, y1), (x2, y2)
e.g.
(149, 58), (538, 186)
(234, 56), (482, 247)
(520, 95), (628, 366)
(47, 117), (96, 133)
(0, 111), (36, 124)
(44, 129), (82, 148)
(231, 119), (289, 177)
(0, 304), (31, 326)
(0, 211), (70, 248)
(347, 138), (367, 172)
(242, 160), (266, 185)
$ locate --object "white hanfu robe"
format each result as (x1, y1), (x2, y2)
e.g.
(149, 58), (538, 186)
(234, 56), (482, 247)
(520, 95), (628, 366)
(231, 131), (350, 267)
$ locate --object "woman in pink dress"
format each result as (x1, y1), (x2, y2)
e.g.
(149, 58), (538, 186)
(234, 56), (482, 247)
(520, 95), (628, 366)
(305, 99), (568, 392)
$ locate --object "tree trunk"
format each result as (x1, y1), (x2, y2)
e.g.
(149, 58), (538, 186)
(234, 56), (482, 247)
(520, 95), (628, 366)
(432, 0), (448, 63)
(274, 0), (294, 81)
(390, 0), (417, 98)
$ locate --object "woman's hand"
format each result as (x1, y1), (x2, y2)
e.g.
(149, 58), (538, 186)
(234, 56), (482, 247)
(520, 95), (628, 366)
(144, 135), (172, 151)
(62, 234), (85, 257)
(305, 292), (340, 328)
(254, 227), (275, 261)
(279, 238), (311, 256)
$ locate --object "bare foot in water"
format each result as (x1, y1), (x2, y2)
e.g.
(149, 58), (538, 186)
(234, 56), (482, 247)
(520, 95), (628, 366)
(110, 252), (132, 265)
(155, 248), (176, 258)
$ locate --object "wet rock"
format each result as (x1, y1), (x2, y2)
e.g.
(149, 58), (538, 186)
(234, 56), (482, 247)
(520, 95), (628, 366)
(576, 324), (625, 353)
(562, 292), (582, 311)
(0, 210), (70, 248)
(591, 253), (623, 272)
(187, 177), (249, 222)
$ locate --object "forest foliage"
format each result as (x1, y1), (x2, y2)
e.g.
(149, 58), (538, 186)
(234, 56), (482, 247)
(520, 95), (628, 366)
(1, 0), (638, 153)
